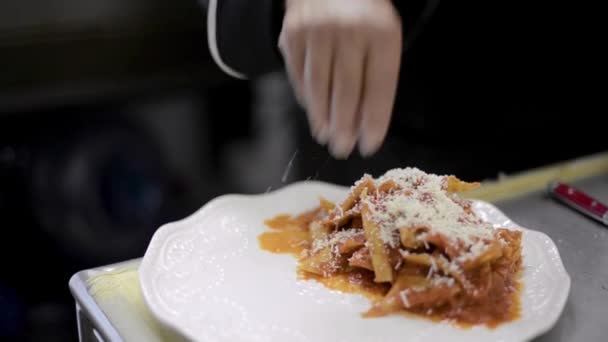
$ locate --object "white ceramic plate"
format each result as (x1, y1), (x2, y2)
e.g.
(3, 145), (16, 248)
(139, 181), (571, 342)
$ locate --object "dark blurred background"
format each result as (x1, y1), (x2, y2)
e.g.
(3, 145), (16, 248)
(0, 1), (603, 341)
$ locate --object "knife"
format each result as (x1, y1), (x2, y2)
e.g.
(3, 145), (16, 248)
(548, 181), (608, 226)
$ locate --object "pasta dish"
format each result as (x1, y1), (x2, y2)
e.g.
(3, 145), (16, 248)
(259, 168), (522, 327)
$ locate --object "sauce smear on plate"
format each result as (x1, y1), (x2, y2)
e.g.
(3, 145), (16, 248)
(259, 210), (521, 328)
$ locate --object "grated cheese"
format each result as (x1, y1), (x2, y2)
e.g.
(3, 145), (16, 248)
(399, 289), (412, 308)
(362, 168), (494, 258)
(311, 228), (363, 253)
(447, 260), (462, 274)
(431, 275), (455, 287)
(426, 258), (438, 279)
(394, 258), (403, 271)
(455, 240), (490, 264)
(350, 174), (373, 191)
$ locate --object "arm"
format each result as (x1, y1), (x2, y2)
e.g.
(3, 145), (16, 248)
(204, 0), (439, 79)
(204, 0), (439, 158)
(204, 0), (284, 79)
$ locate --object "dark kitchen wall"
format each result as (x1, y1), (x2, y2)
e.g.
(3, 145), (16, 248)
(0, 0), (228, 108)
(0, 1), (298, 341)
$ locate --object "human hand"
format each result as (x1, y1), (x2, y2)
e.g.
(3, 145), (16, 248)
(279, 0), (402, 158)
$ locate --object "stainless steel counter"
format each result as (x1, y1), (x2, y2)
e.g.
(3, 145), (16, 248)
(70, 169), (608, 342)
(497, 175), (608, 342)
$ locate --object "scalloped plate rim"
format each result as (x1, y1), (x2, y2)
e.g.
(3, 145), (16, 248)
(139, 180), (571, 342)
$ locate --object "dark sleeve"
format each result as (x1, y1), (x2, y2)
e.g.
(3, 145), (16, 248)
(205, 0), (284, 79)
(204, 0), (439, 79)
(395, 0), (440, 50)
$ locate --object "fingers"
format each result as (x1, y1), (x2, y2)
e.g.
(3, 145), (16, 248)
(358, 27), (402, 156)
(279, 0), (402, 159)
(328, 32), (366, 159)
(278, 23), (306, 107)
(303, 28), (333, 144)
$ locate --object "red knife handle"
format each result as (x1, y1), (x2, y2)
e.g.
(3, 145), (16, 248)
(549, 182), (608, 226)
